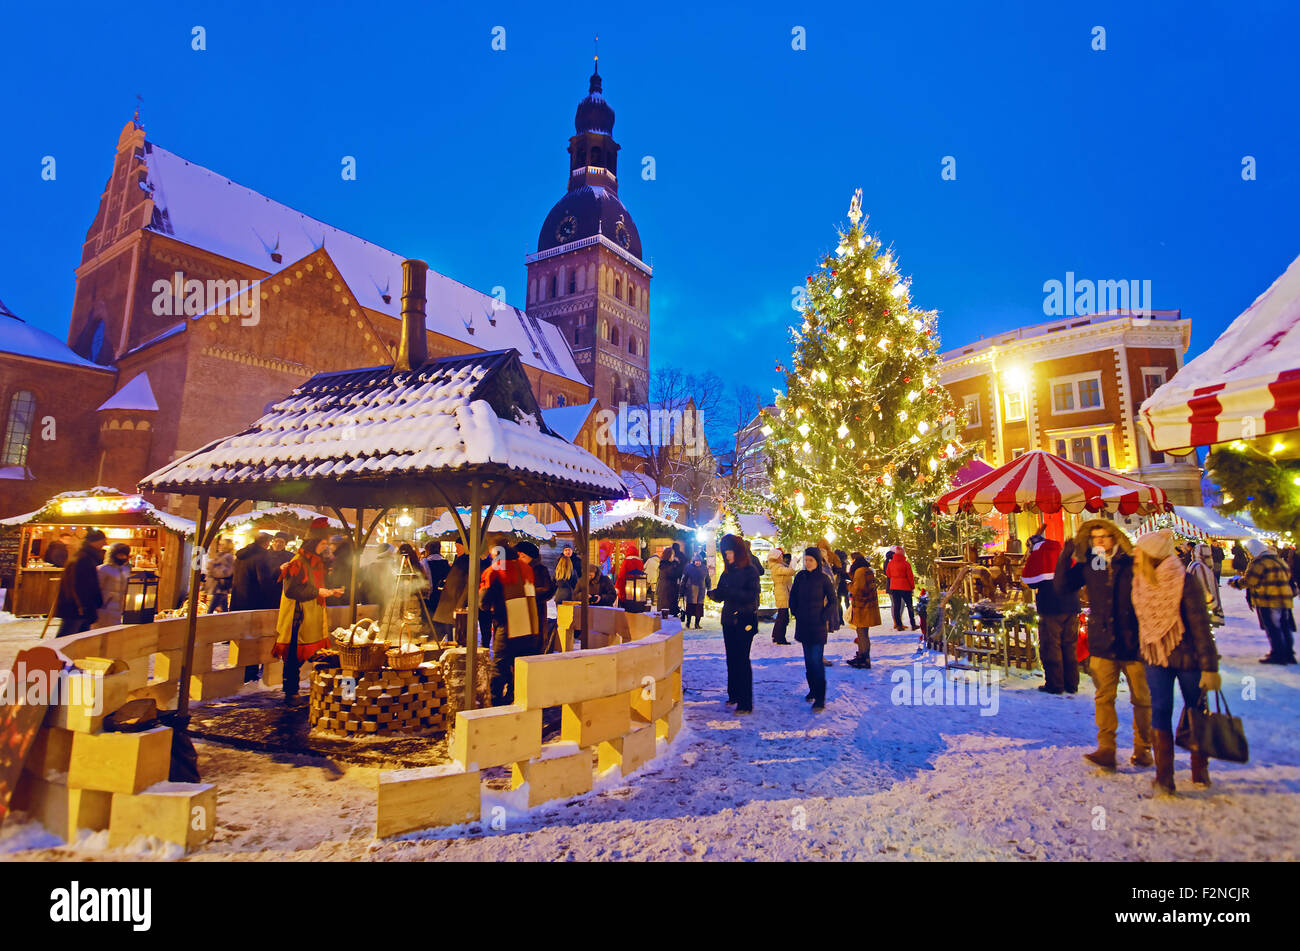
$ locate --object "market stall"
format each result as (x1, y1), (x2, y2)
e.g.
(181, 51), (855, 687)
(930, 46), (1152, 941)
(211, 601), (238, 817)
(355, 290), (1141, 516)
(930, 450), (1171, 670)
(0, 487), (193, 617)
(139, 267), (627, 720)
(548, 497), (695, 584)
(1140, 251), (1300, 455)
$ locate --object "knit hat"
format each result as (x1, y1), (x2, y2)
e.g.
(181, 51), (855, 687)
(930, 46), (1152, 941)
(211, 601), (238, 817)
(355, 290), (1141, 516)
(804, 546), (822, 563)
(1135, 530), (1176, 564)
(515, 541), (540, 560)
(85, 529), (107, 543)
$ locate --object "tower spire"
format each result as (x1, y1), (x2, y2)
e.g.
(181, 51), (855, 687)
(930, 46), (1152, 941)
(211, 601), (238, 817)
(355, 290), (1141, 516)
(590, 35), (601, 91)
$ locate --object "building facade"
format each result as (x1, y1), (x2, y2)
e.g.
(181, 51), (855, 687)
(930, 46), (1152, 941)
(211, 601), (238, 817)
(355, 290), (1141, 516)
(3, 65), (648, 520)
(525, 62), (651, 410)
(938, 309), (1203, 505)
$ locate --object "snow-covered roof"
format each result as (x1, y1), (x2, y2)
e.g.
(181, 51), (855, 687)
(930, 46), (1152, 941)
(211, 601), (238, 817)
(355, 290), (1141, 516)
(97, 372), (158, 412)
(541, 399), (599, 443)
(224, 506), (345, 530)
(736, 512), (779, 538)
(0, 486), (196, 535)
(0, 308), (109, 370)
(418, 509), (555, 542)
(138, 349), (626, 501)
(1141, 253), (1300, 451)
(141, 143), (586, 385)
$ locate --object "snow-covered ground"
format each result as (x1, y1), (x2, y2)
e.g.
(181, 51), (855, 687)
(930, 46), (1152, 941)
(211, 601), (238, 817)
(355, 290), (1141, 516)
(3, 584), (1297, 861)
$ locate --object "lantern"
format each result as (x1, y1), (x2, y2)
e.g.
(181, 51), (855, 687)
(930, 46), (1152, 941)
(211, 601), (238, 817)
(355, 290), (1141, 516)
(620, 568), (649, 613)
(122, 572), (159, 624)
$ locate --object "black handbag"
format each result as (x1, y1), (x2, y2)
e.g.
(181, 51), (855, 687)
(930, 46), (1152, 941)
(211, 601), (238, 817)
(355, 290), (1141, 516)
(1176, 689), (1249, 763)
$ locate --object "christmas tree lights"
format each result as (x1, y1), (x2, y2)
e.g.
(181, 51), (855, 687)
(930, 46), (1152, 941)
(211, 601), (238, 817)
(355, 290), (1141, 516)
(763, 190), (975, 570)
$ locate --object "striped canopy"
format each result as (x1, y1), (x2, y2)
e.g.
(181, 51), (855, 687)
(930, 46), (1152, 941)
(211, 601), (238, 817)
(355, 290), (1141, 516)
(932, 450), (1171, 516)
(1140, 253), (1300, 452)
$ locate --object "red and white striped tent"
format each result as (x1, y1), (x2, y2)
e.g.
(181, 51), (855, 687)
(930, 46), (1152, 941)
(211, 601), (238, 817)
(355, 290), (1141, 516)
(1140, 253), (1300, 452)
(933, 450), (1171, 516)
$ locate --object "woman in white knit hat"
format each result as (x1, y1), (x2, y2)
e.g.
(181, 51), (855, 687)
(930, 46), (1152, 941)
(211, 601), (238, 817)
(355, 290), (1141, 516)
(1130, 530), (1221, 795)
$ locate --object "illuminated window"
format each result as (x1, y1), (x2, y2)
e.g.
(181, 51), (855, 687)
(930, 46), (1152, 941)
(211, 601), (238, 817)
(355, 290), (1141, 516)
(963, 394), (980, 428)
(2, 390), (36, 466)
(1050, 372), (1105, 414)
(1004, 390), (1025, 422)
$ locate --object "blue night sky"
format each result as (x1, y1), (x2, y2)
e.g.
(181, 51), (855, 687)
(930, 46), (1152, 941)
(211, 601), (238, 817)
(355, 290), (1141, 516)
(2, 0), (1296, 405)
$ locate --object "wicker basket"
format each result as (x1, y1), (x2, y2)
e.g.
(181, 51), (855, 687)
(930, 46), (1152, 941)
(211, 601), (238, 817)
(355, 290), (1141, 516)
(333, 619), (386, 671)
(386, 646), (424, 671)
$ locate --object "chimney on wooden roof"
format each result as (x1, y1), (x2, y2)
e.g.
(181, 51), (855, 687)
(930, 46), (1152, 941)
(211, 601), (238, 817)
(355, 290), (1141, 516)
(396, 259), (429, 371)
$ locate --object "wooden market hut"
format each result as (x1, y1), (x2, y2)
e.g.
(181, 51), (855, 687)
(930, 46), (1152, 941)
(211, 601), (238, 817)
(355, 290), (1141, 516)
(138, 260), (627, 716)
(0, 487), (194, 617)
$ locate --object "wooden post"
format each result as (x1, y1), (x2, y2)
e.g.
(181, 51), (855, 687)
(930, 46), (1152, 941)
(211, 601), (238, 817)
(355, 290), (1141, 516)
(350, 507), (364, 626)
(176, 495), (209, 718)
(578, 500), (590, 650)
(465, 483), (481, 712)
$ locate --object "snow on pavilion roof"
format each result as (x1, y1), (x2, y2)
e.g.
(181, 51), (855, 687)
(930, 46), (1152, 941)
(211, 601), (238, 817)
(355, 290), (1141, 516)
(138, 350), (626, 499)
(141, 143), (587, 385)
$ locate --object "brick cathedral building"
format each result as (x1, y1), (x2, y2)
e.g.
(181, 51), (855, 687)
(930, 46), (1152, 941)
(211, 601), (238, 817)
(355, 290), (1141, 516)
(0, 65), (645, 520)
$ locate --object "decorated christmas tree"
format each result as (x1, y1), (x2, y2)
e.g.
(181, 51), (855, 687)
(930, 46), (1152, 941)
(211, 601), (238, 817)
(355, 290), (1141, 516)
(762, 190), (975, 572)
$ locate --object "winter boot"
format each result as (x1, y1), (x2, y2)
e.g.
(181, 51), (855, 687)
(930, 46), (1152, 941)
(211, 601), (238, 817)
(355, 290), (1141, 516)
(1190, 751), (1212, 788)
(1151, 729), (1176, 796)
(1083, 747), (1117, 770)
(1130, 747), (1154, 768)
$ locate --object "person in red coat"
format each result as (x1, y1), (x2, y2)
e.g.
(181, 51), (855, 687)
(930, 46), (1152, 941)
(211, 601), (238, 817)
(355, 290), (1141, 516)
(615, 541), (645, 607)
(885, 546), (918, 631)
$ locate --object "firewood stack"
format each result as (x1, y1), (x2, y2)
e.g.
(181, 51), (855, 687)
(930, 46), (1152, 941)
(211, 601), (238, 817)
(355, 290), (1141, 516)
(308, 664), (449, 736)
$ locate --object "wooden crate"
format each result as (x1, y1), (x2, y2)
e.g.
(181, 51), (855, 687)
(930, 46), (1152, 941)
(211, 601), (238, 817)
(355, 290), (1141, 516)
(510, 741), (593, 807)
(451, 705), (541, 770)
(66, 726), (172, 795)
(376, 765), (481, 837)
(108, 782), (217, 852)
(561, 692), (631, 747)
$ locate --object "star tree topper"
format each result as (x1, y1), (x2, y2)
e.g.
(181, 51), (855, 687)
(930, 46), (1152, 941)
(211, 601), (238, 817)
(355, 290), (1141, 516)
(848, 188), (863, 226)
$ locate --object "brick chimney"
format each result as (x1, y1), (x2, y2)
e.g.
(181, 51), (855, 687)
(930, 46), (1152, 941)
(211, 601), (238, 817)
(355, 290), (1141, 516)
(396, 259), (429, 371)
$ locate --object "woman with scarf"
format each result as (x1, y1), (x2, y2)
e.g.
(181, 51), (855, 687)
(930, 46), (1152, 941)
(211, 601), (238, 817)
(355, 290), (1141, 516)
(274, 518), (344, 700)
(708, 534), (761, 713)
(93, 543), (133, 628)
(1131, 530), (1221, 795)
(846, 551), (882, 668)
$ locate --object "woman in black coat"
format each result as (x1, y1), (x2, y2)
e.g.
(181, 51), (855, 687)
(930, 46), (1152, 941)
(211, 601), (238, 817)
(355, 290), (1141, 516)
(789, 547), (839, 711)
(708, 533), (761, 713)
(656, 546), (683, 615)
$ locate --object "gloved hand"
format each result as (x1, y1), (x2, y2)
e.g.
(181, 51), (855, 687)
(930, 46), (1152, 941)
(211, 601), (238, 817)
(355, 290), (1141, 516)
(1199, 671), (1222, 693)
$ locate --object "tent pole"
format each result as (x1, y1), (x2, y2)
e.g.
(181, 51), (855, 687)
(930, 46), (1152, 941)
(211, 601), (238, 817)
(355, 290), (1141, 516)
(465, 482), (482, 711)
(177, 495), (209, 718)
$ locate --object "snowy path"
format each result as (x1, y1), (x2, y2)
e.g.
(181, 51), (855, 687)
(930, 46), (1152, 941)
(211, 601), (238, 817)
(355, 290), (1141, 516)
(3, 585), (1297, 861)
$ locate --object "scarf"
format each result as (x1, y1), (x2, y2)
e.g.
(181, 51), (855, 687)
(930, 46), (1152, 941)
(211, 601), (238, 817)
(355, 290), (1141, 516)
(1134, 552), (1185, 666)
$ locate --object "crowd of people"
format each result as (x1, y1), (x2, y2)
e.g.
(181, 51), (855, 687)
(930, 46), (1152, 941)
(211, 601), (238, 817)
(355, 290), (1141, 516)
(1018, 522), (1297, 795)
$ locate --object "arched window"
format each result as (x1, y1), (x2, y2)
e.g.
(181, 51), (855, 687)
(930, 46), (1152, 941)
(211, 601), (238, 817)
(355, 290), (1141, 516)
(628, 335), (636, 355)
(573, 324), (581, 345)
(614, 277), (621, 300)
(569, 274), (577, 294)
(550, 274), (557, 298)
(599, 319), (609, 341)
(629, 285), (637, 308)
(611, 325), (620, 347)
(2, 390), (36, 466)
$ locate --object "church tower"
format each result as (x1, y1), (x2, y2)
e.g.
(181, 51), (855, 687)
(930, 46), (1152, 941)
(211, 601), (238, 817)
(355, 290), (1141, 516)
(526, 59), (650, 408)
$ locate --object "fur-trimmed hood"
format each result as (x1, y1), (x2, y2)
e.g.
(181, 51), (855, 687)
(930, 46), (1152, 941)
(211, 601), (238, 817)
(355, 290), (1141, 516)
(718, 533), (751, 568)
(1072, 518), (1133, 556)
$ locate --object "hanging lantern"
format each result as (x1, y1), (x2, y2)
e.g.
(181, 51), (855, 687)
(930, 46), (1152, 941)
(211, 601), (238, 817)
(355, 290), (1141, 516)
(620, 568), (649, 613)
(122, 572), (159, 624)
